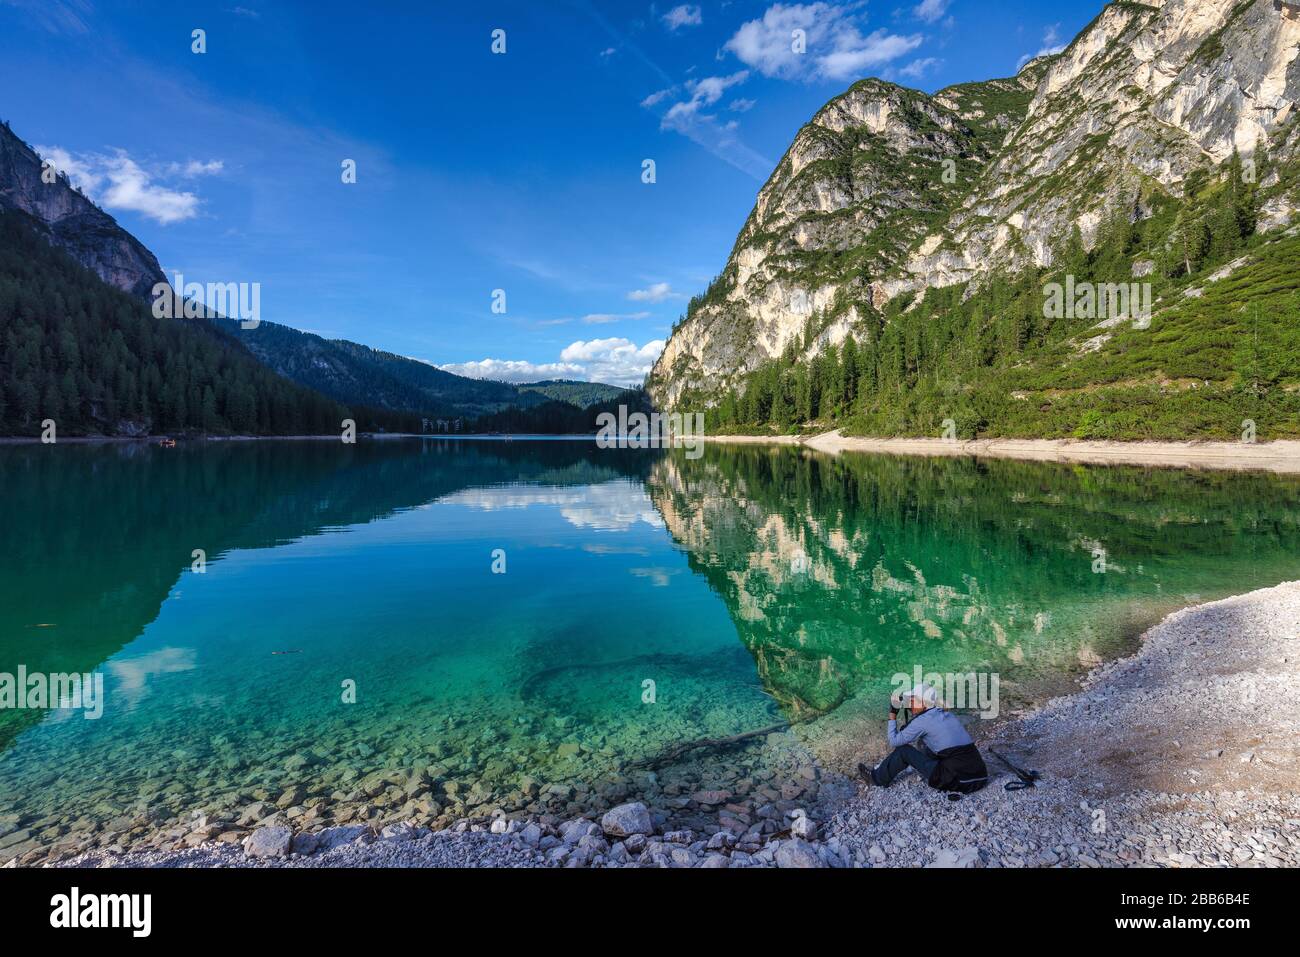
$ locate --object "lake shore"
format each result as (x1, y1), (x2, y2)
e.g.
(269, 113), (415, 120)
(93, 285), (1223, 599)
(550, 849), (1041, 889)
(706, 430), (1300, 474)
(0, 433), (601, 445)
(8, 431), (1300, 475)
(0, 433), (421, 445)
(42, 581), (1300, 869)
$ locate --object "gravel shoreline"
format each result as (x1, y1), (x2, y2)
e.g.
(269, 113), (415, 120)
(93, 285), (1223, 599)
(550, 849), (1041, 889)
(38, 582), (1299, 869)
(12, 433), (1300, 475)
(702, 430), (1300, 474)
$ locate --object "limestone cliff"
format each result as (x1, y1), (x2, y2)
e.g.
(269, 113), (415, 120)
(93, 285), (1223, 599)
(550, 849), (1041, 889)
(650, 0), (1300, 409)
(0, 121), (166, 299)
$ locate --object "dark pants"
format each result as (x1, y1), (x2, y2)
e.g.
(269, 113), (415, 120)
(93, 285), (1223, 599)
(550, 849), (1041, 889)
(873, 745), (938, 787)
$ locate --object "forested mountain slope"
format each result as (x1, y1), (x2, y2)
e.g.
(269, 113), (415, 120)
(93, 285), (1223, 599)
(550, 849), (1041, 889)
(231, 322), (544, 421)
(0, 212), (417, 436)
(649, 0), (1300, 441)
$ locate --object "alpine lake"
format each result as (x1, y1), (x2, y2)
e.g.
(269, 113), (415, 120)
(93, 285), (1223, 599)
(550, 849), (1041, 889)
(2, 438), (1298, 861)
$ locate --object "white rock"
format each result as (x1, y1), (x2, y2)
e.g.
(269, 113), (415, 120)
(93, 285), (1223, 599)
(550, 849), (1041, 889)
(600, 802), (654, 837)
(313, 824), (372, 852)
(379, 822), (418, 842)
(243, 826), (293, 859)
(791, 816), (817, 840)
(927, 846), (982, 868)
(559, 819), (601, 844)
(774, 839), (826, 868)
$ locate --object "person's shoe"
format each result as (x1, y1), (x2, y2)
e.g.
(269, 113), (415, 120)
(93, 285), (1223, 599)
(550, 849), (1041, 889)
(857, 763), (877, 785)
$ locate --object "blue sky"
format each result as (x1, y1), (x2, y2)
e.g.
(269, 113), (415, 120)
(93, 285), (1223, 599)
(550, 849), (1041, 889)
(0, 0), (1102, 385)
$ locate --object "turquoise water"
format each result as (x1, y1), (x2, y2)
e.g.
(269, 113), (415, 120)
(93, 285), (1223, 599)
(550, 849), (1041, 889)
(1, 439), (1298, 860)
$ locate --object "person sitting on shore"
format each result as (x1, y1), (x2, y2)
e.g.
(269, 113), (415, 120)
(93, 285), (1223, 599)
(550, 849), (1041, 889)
(858, 684), (989, 794)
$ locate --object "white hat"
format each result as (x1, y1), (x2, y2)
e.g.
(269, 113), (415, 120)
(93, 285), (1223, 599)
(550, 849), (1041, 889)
(909, 684), (939, 707)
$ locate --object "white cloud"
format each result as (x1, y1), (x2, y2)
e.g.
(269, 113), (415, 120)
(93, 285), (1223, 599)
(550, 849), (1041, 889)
(646, 71), (773, 179)
(641, 87), (677, 108)
(35, 146), (102, 192)
(819, 30), (925, 80)
(1017, 24), (1067, 69)
(437, 338), (665, 387)
(3, 0), (92, 35)
(171, 159), (225, 177)
(627, 281), (683, 303)
(690, 73), (750, 107)
(662, 4), (703, 31)
(583, 311), (651, 324)
(725, 3), (824, 79)
(913, 0), (951, 24)
(661, 71), (750, 129)
(898, 56), (941, 79)
(729, 98), (757, 112)
(438, 358), (585, 384)
(724, 3), (923, 83)
(36, 145), (204, 224)
(559, 337), (666, 384)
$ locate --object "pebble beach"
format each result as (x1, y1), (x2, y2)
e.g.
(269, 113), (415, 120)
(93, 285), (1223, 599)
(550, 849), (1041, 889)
(35, 582), (1300, 869)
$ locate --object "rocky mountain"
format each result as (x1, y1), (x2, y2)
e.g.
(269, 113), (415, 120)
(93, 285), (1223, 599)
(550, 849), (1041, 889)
(0, 120), (166, 299)
(649, 0), (1300, 411)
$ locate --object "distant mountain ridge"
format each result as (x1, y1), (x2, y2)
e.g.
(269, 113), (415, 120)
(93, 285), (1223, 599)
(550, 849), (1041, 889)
(517, 380), (628, 407)
(231, 321), (543, 420)
(231, 324), (628, 419)
(0, 119), (624, 429)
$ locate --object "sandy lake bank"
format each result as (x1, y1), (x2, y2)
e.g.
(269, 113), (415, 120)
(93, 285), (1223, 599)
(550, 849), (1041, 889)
(702, 430), (1300, 474)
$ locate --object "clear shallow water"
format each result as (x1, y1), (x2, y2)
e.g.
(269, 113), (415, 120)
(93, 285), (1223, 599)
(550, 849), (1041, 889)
(1, 439), (1299, 859)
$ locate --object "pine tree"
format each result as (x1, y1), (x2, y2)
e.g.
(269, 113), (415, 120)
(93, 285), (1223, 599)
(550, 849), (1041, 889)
(820, 347), (842, 419)
(1059, 224), (1088, 278)
(1233, 304), (1284, 394)
(793, 365), (811, 422)
(1229, 148), (1258, 241)
(841, 336), (859, 410)
(772, 380), (792, 426)
(718, 390), (737, 426)
(807, 355), (824, 419)
(1208, 201), (1240, 263)
(1173, 209), (1208, 276)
